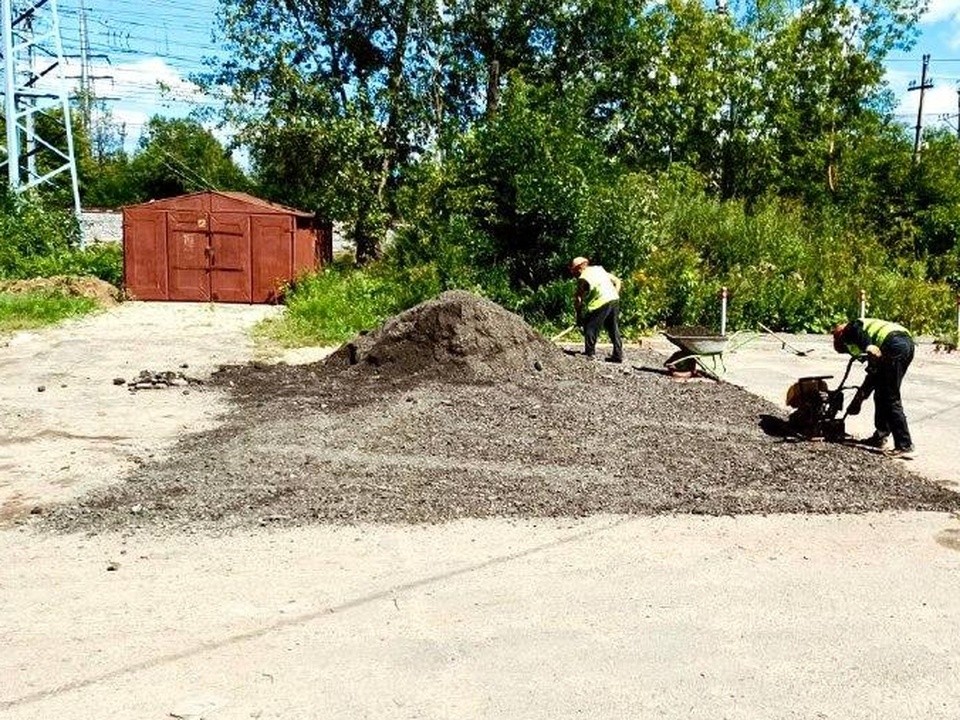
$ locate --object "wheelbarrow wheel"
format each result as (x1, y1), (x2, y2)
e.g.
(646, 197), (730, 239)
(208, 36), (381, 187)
(665, 350), (698, 374)
(665, 350), (721, 381)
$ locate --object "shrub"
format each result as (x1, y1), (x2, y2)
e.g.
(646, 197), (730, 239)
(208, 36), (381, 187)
(261, 259), (442, 346)
(0, 191), (122, 286)
(0, 192), (80, 278)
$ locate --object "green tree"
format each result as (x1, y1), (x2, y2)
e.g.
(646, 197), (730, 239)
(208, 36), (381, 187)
(392, 75), (658, 320)
(205, 0), (444, 262)
(902, 130), (960, 284)
(129, 117), (249, 201)
(74, 100), (141, 208)
(732, 0), (924, 203)
(249, 101), (388, 261)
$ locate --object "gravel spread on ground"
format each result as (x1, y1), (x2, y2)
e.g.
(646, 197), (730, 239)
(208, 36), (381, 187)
(37, 290), (960, 533)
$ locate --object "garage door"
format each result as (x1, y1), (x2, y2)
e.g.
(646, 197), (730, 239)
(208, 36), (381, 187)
(166, 212), (254, 302)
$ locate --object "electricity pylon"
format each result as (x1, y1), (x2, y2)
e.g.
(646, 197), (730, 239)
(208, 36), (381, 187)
(1, 0), (81, 217)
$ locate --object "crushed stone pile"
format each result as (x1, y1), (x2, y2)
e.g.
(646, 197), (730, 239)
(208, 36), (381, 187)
(118, 369), (204, 392)
(323, 290), (569, 382)
(35, 290), (960, 533)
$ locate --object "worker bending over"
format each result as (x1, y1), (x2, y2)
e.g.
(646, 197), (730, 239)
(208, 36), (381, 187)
(832, 317), (915, 458)
(569, 256), (623, 363)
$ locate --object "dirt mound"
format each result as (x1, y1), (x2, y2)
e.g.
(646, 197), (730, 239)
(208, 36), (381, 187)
(324, 290), (566, 381)
(0, 275), (121, 306)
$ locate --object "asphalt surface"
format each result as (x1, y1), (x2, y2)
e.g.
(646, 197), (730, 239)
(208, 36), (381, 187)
(2, 308), (959, 719)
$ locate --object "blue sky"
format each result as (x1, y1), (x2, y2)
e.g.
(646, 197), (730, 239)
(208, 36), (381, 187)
(56, 0), (222, 148)
(887, 0), (960, 135)
(47, 0), (960, 148)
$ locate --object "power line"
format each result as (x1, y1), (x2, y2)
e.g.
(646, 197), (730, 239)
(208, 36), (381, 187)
(887, 58), (960, 63)
(157, 146), (218, 190)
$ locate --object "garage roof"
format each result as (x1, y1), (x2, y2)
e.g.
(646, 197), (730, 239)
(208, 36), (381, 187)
(123, 190), (315, 217)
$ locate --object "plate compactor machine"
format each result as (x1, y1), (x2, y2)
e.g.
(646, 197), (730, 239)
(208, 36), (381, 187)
(785, 356), (874, 442)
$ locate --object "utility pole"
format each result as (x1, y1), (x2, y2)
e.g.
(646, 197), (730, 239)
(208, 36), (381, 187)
(65, 0), (116, 163)
(909, 54), (933, 163)
(956, 86), (959, 140)
(0, 0), (81, 217)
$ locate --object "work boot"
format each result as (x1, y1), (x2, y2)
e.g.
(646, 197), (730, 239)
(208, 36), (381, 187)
(885, 445), (916, 460)
(861, 432), (891, 450)
(604, 356), (623, 364)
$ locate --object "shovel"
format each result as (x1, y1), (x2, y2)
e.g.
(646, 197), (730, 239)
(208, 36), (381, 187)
(551, 325), (578, 342)
(758, 323), (815, 356)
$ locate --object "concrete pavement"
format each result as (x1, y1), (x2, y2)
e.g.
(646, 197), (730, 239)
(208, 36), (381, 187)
(3, 513), (960, 719)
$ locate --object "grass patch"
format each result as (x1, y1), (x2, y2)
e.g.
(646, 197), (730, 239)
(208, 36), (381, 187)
(0, 291), (100, 334)
(256, 260), (441, 348)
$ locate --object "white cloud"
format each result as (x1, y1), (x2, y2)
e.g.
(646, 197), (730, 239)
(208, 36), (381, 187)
(38, 55), (205, 113)
(922, 0), (960, 24)
(33, 55), (215, 151)
(899, 81), (959, 118)
(89, 57), (206, 113)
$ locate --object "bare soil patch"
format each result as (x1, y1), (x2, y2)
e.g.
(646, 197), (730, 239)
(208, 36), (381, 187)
(36, 291), (960, 532)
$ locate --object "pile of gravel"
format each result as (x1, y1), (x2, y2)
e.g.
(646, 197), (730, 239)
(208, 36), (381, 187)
(36, 291), (960, 533)
(323, 290), (568, 382)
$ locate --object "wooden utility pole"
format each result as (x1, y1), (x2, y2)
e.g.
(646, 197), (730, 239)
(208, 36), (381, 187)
(909, 54), (933, 163)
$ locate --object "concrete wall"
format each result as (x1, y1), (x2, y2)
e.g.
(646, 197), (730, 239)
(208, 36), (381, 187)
(81, 210), (122, 246)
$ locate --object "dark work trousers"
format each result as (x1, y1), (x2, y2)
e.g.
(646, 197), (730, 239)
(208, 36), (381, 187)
(873, 333), (914, 450)
(582, 300), (623, 360)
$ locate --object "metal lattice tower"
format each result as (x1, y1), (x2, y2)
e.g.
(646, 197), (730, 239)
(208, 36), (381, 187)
(1, 0), (81, 216)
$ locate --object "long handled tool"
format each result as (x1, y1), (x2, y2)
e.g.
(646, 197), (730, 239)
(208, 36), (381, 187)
(551, 325), (578, 342)
(758, 322), (815, 357)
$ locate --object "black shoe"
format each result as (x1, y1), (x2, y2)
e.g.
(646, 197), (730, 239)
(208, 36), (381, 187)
(604, 356), (623, 364)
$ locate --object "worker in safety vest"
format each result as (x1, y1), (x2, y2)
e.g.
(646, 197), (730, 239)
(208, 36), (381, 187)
(569, 256), (623, 363)
(832, 317), (915, 458)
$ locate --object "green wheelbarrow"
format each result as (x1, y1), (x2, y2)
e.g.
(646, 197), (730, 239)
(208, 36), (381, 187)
(662, 333), (730, 381)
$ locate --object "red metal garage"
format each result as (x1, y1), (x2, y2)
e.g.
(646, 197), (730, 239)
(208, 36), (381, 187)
(122, 191), (332, 303)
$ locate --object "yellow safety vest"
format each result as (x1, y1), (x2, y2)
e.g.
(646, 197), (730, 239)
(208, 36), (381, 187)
(579, 265), (619, 312)
(845, 318), (910, 355)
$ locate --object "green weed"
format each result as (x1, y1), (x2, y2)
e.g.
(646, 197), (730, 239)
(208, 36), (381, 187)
(0, 292), (100, 334)
(256, 260), (440, 347)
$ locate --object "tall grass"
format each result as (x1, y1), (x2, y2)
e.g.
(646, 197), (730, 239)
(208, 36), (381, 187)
(256, 259), (441, 347)
(646, 187), (957, 334)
